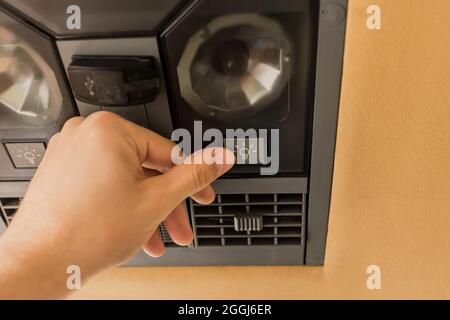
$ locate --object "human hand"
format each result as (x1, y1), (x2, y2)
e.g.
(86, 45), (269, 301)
(0, 111), (235, 298)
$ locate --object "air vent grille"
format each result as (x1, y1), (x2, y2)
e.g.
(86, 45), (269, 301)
(0, 197), (22, 225)
(159, 224), (178, 246)
(190, 193), (306, 246)
(0, 197), (178, 247)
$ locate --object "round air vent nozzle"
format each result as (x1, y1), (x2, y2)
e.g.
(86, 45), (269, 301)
(178, 14), (292, 121)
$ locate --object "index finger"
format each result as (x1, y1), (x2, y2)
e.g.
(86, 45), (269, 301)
(115, 114), (217, 203)
(120, 118), (178, 172)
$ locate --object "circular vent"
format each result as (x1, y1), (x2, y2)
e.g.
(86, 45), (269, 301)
(177, 14), (292, 121)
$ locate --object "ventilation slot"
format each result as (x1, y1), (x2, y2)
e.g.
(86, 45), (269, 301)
(0, 197), (22, 225)
(191, 193), (306, 247)
(159, 224), (179, 246)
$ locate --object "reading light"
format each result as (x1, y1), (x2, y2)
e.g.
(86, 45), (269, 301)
(0, 26), (62, 127)
(178, 14), (292, 121)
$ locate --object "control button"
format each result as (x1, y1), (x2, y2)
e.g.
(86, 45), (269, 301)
(224, 137), (268, 165)
(68, 56), (160, 107)
(234, 215), (263, 232)
(5, 143), (46, 169)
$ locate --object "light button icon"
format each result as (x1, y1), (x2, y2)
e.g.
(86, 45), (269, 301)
(5, 143), (46, 169)
(224, 137), (268, 165)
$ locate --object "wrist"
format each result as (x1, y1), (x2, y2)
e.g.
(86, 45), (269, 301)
(0, 205), (94, 299)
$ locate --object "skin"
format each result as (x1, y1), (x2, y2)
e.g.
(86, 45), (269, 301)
(0, 111), (235, 299)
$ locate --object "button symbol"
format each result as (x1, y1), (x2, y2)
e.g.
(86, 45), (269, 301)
(5, 143), (46, 169)
(84, 76), (95, 96)
(23, 151), (36, 165)
(224, 137), (266, 165)
(239, 147), (250, 159)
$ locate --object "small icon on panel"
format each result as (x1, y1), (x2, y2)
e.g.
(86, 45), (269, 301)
(5, 143), (46, 169)
(224, 137), (267, 165)
(84, 76), (95, 96)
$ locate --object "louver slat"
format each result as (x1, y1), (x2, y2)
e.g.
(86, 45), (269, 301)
(191, 193), (306, 246)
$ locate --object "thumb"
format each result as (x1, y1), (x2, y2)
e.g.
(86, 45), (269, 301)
(160, 147), (235, 206)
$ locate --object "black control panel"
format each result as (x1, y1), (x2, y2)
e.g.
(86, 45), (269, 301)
(1, 0), (184, 37)
(68, 56), (160, 106)
(0, 0), (348, 266)
(0, 8), (75, 181)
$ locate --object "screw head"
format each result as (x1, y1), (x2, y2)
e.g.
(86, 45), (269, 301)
(323, 4), (346, 26)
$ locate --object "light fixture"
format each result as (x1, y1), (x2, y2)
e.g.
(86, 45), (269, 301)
(0, 25), (62, 127)
(177, 14), (292, 121)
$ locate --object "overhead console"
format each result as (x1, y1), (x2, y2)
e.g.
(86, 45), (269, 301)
(0, 0), (348, 266)
(0, 8), (75, 180)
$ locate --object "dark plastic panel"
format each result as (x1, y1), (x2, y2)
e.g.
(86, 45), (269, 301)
(127, 177), (307, 266)
(57, 37), (174, 138)
(102, 106), (150, 129)
(306, 0), (348, 265)
(0, 0), (348, 266)
(0, 178), (307, 265)
(0, 181), (27, 236)
(0, 181), (27, 198)
(2, 0), (185, 38)
(0, 8), (76, 181)
(161, 0), (319, 176)
(127, 246), (303, 266)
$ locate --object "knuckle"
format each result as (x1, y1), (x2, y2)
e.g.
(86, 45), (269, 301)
(190, 164), (216, 188)
(47, 133), (59, 148)
(61, 116), (84, 131)
(86, 111), (120, 126)
(82, 111), (122, 142)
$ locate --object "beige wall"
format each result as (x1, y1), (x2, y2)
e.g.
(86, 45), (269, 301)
(72, 0), (450, 299)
